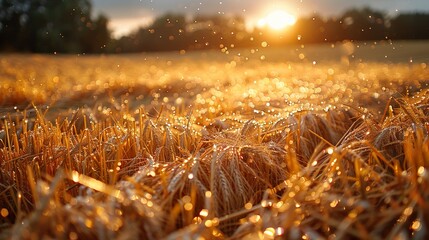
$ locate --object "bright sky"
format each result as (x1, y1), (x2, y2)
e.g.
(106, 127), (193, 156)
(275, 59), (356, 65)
(92, 0), (429, 38)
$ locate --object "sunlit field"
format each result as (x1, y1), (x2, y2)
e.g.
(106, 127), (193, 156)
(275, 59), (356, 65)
(1, 41), (429, 239)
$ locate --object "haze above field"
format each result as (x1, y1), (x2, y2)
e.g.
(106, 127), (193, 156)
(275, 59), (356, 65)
(92, 0), (429, 37)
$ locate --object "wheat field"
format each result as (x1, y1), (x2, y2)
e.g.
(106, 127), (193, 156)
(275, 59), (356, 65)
(1, 41), (429, 239)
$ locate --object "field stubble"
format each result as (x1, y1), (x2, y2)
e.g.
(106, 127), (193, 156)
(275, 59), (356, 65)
(1, 41), (429, 239)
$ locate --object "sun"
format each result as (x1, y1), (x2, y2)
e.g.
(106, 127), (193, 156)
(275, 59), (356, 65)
(258, 10), (297, 31)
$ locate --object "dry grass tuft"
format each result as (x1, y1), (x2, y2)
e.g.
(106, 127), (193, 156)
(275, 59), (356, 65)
(1, 54), (429, 239)
(1, 89), (428, 239)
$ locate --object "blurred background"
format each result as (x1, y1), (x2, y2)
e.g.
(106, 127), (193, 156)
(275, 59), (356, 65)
(1, 0), (429, 53)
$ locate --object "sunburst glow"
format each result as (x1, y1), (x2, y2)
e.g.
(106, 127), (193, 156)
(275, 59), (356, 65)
(258, 10), (297, 30)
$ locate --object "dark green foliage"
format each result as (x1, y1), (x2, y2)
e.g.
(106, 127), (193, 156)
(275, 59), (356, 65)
(1, 2), (429, 53)
(390, 13), (429, 39)
(0, 0), (110, 53)
(339, 7), (387, 40)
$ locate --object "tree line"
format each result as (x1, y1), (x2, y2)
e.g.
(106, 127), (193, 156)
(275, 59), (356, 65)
(1, 0), (429, 53)
(0, 0), (109, 53)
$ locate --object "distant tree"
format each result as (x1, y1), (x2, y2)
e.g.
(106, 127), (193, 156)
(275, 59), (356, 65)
(114, 14), (250, 52)
(0, 0), (27, 51)
(33, 0), (92, 52)
(323, 18), (344, 42)
(0, 0), (110, 53)
(81, 14), (111, 53)
(190, 14), (247, 50)
(340, 7), (387, 40)
(6, 2), (428, 53)
(390, 13), (429, 39)
(292, 14), (328, 43)
(129, 13), (188, 52)
(191, 15), (224, 49)
(151, 14), (186, 49)
(117, 14), (185, 52)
